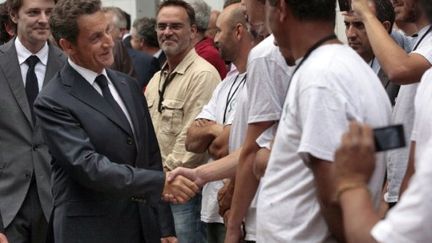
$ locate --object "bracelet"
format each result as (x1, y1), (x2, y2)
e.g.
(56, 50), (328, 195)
(336, 182), (368, 201)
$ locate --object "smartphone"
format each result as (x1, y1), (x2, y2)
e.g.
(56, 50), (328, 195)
(373, 124), (406, 152)
(338, 0), (351, 12)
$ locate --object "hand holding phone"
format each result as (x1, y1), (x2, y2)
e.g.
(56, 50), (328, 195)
(373, 124), (406, 152)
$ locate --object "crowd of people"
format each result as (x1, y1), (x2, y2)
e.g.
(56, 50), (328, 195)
(0, 0), (431, 242)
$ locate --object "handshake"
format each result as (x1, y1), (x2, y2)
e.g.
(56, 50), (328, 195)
(162, 167), (206, 204)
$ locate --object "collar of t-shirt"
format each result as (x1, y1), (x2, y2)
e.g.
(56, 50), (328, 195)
(412, 24), (431, 50)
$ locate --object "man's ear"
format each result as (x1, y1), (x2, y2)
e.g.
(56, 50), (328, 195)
(382, 21), (392, 33)
(10, 11), (18, 24)
(59, 38), (75, 55)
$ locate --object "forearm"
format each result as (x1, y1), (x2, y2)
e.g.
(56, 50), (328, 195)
(185, 123), (218, 153)
(209, 125), (231, 159)
(362, 12), (417, 84)
(340, 187), (380, 243)
(198, 149), (241, 183)
(228, 145), (260, 228)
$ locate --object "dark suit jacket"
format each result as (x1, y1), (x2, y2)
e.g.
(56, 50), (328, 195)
(127, 48), (160, 89)
(0, 211), (3, 233)
(0, 38), (66, 228)
(34, 63), (175, 243)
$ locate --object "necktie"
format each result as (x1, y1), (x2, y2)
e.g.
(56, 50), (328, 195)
(95, 75), (132, 134)
(25, 55), (40, 123)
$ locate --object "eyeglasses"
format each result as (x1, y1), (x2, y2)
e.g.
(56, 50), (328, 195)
(155, 23), (185, 32)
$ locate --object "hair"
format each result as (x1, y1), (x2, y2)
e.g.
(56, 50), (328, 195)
(228, 5), (248, 28)
(157, 0), (196, 26)
(0, 2), (14, 44)
(267, 0), (336, 22)
(189, 0), (210, 32)
(223, 0), (241, 9)
(6, 0), (58, 14)
(421, 0), (432, 23)
(121, 10), (131, 31)
(133, 17), (159, 48)
(101, 6), (127, 30)
(49, 0), (101, 44)
(373, 0), (395, 30)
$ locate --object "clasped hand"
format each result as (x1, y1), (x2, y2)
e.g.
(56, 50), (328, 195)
(162, 171), (200, 204)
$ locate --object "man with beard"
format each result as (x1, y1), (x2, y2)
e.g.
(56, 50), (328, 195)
(145, 0), (220, 242)
(352, 0), (432, 207)
(257, 0), (391, 241)
(184, 4), (254, 242)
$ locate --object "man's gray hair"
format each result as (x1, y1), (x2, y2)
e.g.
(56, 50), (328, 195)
(189, 0), (210, 32)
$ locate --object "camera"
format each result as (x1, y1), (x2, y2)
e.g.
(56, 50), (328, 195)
(373, 124), (406, 152)
(338, 0), (351, 12)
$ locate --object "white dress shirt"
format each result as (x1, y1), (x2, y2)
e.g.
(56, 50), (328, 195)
(15, 38), (49, 91)
(68, 59), (134, 133)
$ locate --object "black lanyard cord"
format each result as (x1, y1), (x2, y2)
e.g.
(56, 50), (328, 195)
(223, 74), (247, 124)
(412, 26), (432, 51)
(158, 72), (176, 113)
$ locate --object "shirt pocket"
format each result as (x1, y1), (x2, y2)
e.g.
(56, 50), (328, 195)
(160, 99), (184, 135)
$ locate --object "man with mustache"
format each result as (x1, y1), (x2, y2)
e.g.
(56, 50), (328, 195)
(0, 0), (65, 242)
(145, 0), (220, 242)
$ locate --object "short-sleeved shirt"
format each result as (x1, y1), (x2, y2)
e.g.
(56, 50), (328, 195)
(372, 68), (432, 243)
(386, 25), (432, 203)
(228, 35), (293, 241)
(257, 44), (391, 242)
(196, 69), (246, 223)
(145, 49), (220, 170)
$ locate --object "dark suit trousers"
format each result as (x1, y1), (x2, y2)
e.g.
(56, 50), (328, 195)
(5, 176), (48, 243)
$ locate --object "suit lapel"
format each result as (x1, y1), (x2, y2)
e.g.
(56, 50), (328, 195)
(107, 69), (141, 145)
(62, 64), (133, 136)
(0, 39), (33, 126)
(43, 44), (65, 87)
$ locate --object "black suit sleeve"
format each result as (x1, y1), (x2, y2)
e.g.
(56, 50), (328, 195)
(34, 94), (165, 201)
(0, 210), (4, 233)
(131, 79), (176, 237)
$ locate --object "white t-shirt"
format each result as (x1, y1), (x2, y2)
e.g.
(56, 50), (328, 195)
(196, 70), (246, 223)
(257, 44), (391, 242)
(228, 35), (293, 241)
(372, 68), (432, 243)
(386, 25), (432, 203)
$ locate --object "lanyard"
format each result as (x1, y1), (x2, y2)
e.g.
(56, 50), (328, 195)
(223, 73), (247, 124)
(285, 34), (338, 95)
(158, 71), (176, 112)
(412, 26), (432, 51)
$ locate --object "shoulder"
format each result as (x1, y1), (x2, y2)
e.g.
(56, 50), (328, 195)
(0, 38), (16, 56)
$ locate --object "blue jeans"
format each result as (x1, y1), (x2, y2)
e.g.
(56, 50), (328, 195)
(170, 194), (207, 243)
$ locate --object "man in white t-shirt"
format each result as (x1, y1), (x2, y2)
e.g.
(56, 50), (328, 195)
(351, 0), (432, 206)
(335, 2), (432, 242)
(257, 0), (391, 242)
(184, 4), (254, 243)
(335, 68), (432, 243)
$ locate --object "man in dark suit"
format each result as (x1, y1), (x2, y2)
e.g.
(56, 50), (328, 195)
(34, 0), (198, 242)
(0, 0), (66, 242)
(0, 212), (8, 243)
